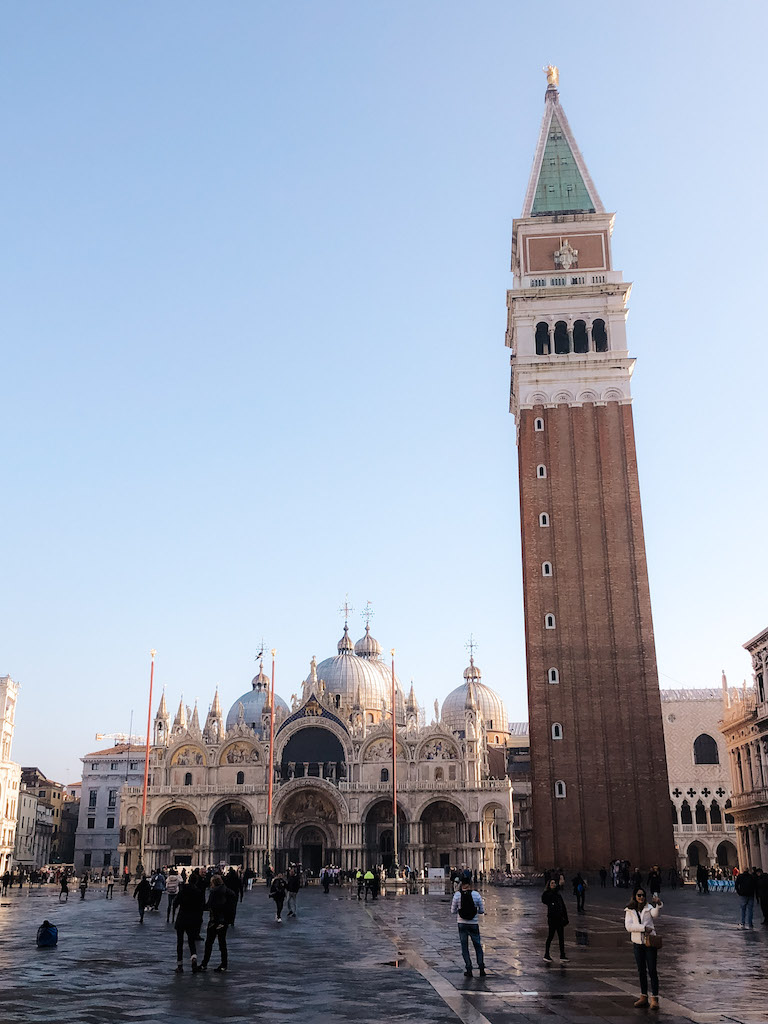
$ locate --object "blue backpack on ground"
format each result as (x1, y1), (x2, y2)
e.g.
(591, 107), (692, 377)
(36, 921), (58, 947)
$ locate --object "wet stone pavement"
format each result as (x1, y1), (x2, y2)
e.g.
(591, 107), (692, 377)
(0, 881), (765, 1024)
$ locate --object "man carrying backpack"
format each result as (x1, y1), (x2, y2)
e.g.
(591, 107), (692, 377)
(450, 871), (486, 977)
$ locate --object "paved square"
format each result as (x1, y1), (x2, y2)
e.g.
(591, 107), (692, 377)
(0, 882), (764, 1023)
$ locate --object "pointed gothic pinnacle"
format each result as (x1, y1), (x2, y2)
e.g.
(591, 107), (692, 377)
(156, 688), (168, 718)
(174, 695), (187, 729)
(190, 701), (201, 732)
(211, 686), (222, 715)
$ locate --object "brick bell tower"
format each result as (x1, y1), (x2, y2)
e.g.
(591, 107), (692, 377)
(506, 68), (675, 871)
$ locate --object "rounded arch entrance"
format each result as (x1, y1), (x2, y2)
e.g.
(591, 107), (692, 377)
(210, 801), (253, 867)
(363, 799), (408, 871)
(481, 801), (510, 871)
(716, 840), (737, 868)
(158, 806), (198, 866)
(686, 840), (708, 868)
(420, 799), (467, 871)
(277, 785), (341, 875)
(279, 726), (347, 782)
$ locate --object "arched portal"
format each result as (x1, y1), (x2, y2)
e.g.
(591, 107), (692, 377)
(364, 799), (408, 872)
(278, 786), (341, 874)
(686, 840), (708, 868)
(716, 840), (737, 868)
(158, 807), (198, 866)
(280, 727), (346, 782)
(482, 802), (510, 872)
(210, 802), (253, 867)
(421, 800), (467, 871)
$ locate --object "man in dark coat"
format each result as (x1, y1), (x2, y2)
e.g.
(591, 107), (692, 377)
(174, 877), (204, 973)
(199, 875), (237, 972)
(133, 875), (152, 923)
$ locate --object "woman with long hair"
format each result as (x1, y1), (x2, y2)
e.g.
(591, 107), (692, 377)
(624, 886), (663, 1010)
(541, 878), (569, 963)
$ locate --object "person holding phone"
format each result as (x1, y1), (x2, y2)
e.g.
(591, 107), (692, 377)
(624, 887), (663, 1010)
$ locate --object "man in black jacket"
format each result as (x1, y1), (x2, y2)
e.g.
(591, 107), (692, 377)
(199, 875), (237, 972)
(735, 868), (756, 929)
(174, 878), (205, 973)
(286, 867), (301, 918)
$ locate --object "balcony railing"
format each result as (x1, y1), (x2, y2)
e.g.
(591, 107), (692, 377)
(731, 786), (768, 810)
(674, 823), (735, 834)
(123, 777), (511, 799)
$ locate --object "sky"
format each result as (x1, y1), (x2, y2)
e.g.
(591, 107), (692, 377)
(2, 1), (766, 785)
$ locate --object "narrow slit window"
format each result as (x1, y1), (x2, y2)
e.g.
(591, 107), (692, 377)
(534, 417), (544, 431)
(545, 613), (556, 629)
(539, 512), (549, 527)
(548, 667), (559, 684)
(542, 561), (553, 577)
(555, 781), (566, 799)
(552, 723), (563, 740)
(536, 464), (547, 478)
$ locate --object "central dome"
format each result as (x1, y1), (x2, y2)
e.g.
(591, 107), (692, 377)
(311, 625), (389, 711)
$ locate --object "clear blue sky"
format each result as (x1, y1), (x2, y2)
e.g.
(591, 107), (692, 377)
(3, 1), (765, 784)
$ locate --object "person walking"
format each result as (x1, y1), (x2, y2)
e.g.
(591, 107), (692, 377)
(572, 873), (587, 913)
(165, 869), (180, 923)
(356, 869), (364, 901)
(121, 869), (131, 894)
(321, 867), (331, 894)
(735, 867), (756, 929)
(647, 866), (662, 901)
(105, 870), (115, 899)
(599, 867), (607, 888)
(542, 879), (569, 963)
(451, 871), (486, 977)
(79, 873), (88, 901)
(150, 870), (166, 910)
(134, 875), (152, 923)
(269, 872), (287, 922)
(755, 868), (768, 926)
(173, 876), (203, 973)
(286, 867), (301, 918)
(199, 875), (237, 972)
(695, 863), (709, 895)
(223, 868), (241, 925)
(363, 868), (375, 902)
(59, 874), (69, 903)
(624, 886), (662, 1010)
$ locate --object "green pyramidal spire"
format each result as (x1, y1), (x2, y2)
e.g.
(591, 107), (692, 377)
(522, 80), (604, 219)
(531, 113), (594, 215)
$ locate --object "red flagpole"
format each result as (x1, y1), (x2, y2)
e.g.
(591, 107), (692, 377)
(391, 648), (398, 871)
(139, 649), (156, 875)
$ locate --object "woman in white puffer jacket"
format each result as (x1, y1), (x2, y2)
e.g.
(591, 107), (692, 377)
(624, 886), (663, 1010)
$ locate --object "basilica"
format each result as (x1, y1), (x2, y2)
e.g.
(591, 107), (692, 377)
(117, 622), (514, 875)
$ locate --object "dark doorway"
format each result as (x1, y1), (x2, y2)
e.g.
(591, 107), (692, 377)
(175, 855), (192, 866)
(302, 843), (323, 875)
(439, 853), (450, 868)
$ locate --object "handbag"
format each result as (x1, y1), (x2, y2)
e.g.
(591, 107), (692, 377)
(636, 910), (662, 949)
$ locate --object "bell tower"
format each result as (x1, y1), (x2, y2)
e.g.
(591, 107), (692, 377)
(507, 69), (674, 870)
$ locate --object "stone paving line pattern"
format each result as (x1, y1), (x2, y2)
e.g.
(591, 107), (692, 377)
(0, 882), (765, 1023)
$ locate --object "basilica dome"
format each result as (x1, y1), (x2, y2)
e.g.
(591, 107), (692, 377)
(312, 625), (389, 711)
(226, 665), (290, 736)
(353, 624), (406, 720)
(441, 660), (509, 735)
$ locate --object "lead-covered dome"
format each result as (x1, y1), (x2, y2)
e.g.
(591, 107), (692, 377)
(312, 625), (389, 711)
(226, 666), (290, 736)
(442, 660), (509, 735)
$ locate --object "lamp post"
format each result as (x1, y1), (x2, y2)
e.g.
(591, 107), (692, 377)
(138, 649), (156, 878)
(391, 648), (398, 874)
(266, 648), (276, 875)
